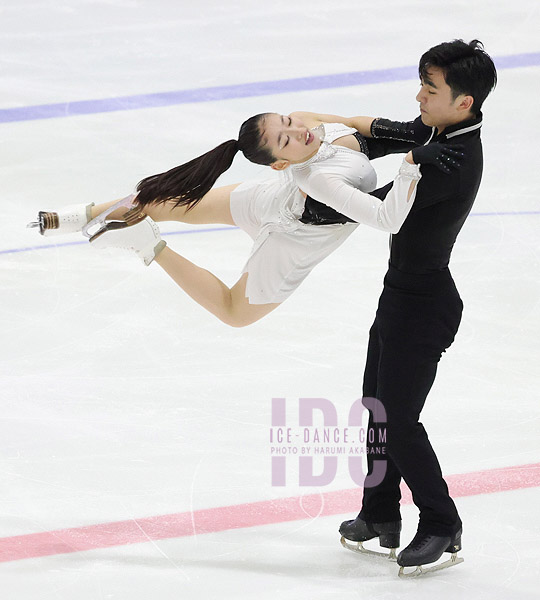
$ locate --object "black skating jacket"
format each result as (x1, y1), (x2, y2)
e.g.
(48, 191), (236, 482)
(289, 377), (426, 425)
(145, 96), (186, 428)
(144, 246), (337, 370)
(301, 113), (484, 274)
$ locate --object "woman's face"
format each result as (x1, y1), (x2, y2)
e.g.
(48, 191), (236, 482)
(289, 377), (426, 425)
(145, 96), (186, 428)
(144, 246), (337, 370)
(259, 113), (321, 169)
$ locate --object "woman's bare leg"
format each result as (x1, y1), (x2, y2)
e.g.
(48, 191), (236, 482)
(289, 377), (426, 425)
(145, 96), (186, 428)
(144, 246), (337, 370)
(89, 183), (279, 326)
(90, 183), (240, 226)
(154, 247), (280, 327)
(89, 198), (135, 221)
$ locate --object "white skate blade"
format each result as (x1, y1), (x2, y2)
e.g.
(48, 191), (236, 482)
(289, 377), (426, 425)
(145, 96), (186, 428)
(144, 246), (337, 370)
(82, 194), (137, 239)
(340, 536), (397, 561)
(398, 553), (464, 578)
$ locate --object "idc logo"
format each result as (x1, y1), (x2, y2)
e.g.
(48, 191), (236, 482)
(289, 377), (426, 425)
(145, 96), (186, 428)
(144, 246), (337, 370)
(270, 397), (387, 487)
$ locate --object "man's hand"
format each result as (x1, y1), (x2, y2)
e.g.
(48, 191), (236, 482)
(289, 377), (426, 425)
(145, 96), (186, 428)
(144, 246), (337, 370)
(410, 143), (465, 174)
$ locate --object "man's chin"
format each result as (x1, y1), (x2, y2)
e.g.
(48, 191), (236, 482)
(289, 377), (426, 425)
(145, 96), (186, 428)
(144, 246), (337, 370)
(420, 112), (431, 125)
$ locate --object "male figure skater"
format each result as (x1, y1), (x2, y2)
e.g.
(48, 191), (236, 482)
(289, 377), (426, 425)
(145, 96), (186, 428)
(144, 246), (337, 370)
(335, 39), (497, 575)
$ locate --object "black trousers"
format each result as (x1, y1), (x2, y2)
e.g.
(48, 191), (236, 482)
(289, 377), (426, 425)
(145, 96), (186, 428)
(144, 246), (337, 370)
(359, 265), (463, 537)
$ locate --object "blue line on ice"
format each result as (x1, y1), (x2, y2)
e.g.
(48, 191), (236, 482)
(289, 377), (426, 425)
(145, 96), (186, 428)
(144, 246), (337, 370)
(0, 52), (538, 124)
(3, 211), (539, 256)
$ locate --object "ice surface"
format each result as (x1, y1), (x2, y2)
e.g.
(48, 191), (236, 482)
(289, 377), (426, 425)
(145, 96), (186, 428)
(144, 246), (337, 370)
(0, 0), (539, 598)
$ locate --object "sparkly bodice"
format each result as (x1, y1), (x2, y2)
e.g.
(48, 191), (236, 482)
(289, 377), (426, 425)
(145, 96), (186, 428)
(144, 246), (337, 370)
(288, 122), (378, 198)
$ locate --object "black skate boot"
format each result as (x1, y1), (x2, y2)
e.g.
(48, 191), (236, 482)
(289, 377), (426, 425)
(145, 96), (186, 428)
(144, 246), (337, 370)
(397, 528), (463, 577)
(339, 516), (401, 560)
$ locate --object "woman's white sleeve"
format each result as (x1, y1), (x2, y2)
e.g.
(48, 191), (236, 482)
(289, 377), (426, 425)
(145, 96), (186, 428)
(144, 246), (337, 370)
(305, 158), (422, 233)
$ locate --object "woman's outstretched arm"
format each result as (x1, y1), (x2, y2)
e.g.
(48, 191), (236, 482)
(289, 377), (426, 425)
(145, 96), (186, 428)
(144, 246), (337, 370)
(154, 246), (280, 327)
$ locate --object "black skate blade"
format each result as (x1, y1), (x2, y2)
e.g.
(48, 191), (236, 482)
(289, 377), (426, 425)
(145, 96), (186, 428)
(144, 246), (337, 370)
(398, 553), (464, 578)
(340, 536), (397, 561)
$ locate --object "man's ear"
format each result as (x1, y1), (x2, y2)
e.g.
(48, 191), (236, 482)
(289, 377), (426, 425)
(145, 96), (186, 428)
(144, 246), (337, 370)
(457, 94), (474, 113)
(270, 160), (290, 171)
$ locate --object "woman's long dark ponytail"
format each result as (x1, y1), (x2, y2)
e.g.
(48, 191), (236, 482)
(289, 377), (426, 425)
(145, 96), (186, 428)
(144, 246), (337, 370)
(136, 113), (275, 211)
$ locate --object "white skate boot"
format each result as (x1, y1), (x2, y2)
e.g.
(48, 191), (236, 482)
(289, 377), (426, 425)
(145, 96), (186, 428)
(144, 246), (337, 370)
(27, 194), (146, 238)
(27, 202), (96, 236)
(90, 216), (167, 266)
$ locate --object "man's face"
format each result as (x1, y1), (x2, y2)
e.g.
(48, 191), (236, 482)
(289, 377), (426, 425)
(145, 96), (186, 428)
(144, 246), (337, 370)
(416, 67), (472, 132)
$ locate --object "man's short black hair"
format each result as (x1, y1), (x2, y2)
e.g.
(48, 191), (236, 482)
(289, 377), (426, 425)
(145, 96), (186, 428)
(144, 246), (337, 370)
(419, 39), (497, 115)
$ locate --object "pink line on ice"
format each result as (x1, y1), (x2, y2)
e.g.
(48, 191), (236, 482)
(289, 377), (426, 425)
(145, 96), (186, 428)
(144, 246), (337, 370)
(0, 462), (538, 563)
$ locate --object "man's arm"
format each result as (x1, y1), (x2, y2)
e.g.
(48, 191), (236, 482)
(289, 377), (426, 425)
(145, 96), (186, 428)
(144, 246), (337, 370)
(366, 116), (434, 159)
(291, 112), (432, 148)
(370, 116), (432, 144)
(290, 111), (415, 158)
(365, 138), (418, 159)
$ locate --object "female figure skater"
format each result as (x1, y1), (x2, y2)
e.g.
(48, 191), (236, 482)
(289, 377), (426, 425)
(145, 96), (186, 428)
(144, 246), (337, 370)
(29, 111), (462, 327)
